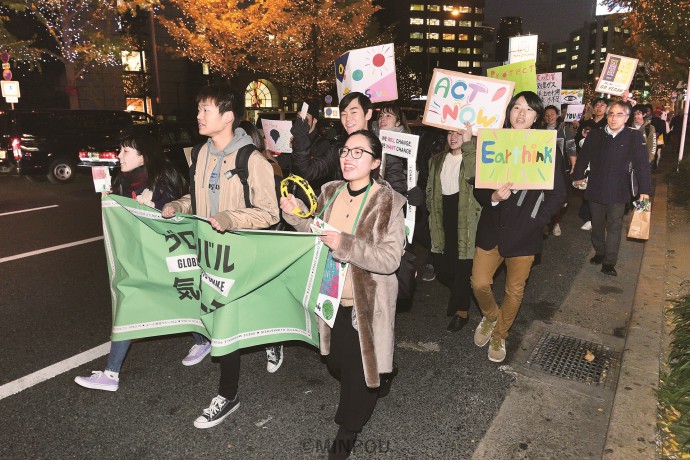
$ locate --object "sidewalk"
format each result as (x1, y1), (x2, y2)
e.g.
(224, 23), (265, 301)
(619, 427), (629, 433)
(472, 170), (690, 459)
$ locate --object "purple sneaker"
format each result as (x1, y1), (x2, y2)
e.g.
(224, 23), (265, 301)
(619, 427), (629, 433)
(182, 342), (212, 366)
(74, 371), (119, 392)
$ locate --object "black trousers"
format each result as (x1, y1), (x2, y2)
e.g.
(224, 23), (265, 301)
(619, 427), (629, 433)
(433, 193), (474, 316)
(589, 201), (626, 266)
(218, 350), (240, 400)
(326, 306), (379, 433)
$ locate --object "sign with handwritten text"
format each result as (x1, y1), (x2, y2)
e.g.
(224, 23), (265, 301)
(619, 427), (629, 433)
(422, 68), (514, 135)
(560, 89), (584, 105)
(537, 72), (562, 106)
(595, 54), (639, 96)
(487, 60), (537, 95)
(563, 104), (585, 122)
(475, 128), (557, 190)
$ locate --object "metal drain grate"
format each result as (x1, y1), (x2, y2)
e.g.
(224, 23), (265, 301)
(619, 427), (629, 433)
(526, 332), (621, 389)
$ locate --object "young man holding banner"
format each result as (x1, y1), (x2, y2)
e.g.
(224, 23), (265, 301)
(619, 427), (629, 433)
(162, 84), (280, 428)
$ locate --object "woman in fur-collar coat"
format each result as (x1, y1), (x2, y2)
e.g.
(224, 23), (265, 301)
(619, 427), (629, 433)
(281, 130), (406, 459)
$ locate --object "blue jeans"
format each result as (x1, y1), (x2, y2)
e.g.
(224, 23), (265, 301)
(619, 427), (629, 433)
(105, 332), (209, 372)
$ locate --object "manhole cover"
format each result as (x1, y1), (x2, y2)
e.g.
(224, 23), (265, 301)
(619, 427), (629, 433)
(526, 332), (621, 389)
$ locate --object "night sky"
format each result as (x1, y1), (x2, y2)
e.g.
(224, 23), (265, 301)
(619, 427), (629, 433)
(484, 0), (597, 44)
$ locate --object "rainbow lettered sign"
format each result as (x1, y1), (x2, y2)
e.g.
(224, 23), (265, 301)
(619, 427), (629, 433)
(335, 43), (397, 103)
(475, 129), (557, 190)
(422, 69), (514, 135)
(487, 60), (537, 95)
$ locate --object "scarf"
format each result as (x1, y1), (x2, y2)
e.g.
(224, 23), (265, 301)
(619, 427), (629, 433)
(119, 166), (148, 198)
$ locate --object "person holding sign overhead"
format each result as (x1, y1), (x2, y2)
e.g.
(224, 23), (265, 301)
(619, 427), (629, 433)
(280, 130), (406, 459)
(471, 91), (567, 363)
(426, 122), (482, 332)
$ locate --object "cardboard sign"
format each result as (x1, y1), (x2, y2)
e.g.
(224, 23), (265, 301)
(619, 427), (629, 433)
(487, 60), (537, 95)
(475, 128), (557, 190)
(563, 104), (585, 123)
(261, 119), (292, 153)
(595, 54), (639, 96)
(422, 68), (514, 135)
(92, 166), (111, 193)
(508, 35), (539, 64)
(560, 89), (584, 105)
(335, 43), (397, 103)
(537, 72), (562, 106)
(380, 129), (419, 243)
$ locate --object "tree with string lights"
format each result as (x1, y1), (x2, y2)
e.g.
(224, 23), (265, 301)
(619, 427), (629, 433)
(0, 0), (152, 109)
(160, 0), (382, 101)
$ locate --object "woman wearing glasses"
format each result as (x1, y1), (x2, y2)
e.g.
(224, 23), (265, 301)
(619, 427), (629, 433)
(281, 130), (406, 459)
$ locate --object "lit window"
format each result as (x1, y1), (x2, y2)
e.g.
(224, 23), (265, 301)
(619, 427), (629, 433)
(591, 49), (596, 54)
(623, 28), (630, 34)
(410, 4), (424, 11)
(410, 46), (423, 53)
(474, 21), (483, 27)
(473, 61), (481, 67)
(573, 35), (580, 42)
(557, 48), (567, 53)
(614, 27), (621, 32)
(589, 59), (595, 64)
(443, 33), (455, 40)
(571, 55), (578, 60)
(121, 50), (145, 72)
(458, 34), (469, 41)
(574, 45), (579, 50)
(126, 98), (153, 115)
(601, 47), (607, 52)
(442, 47), (456, 53)
(458, 47), (471, 54)
(588, 69), (594, 74)
(428, 19), (440, 26)
(473, 34), (482, 41)
(458, 61), (470, 67)
(410, 18), (424, 25)
(570, 64), (578, 69)
(410, 32), (424, 39)
(459, 6), (471, 13)
(429, 46), (440, 53)
(443, 5), (455, 11)
(444, 19), (456, 26)
(475, 7), (483, 13)
(458, 20), (471, 27)
(245, 80), (273, 108)
(556, 64), (565, 69)
(427, 32), (440, 40)
(428, 5), (440, 12)
(603, 26), (609, 32)
(473, 47), (482, 54)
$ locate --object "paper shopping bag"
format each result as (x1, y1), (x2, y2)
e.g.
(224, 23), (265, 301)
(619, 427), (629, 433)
(628, 208), (651, 240)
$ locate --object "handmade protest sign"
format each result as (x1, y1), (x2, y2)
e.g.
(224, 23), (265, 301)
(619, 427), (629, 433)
(487, 60), (537, 95)
(335, 43), (397, 103)
(422, 68), (514, 135)
(380, 129), (419, 243)
(595, 54), (639, 96)
(508, 35), (539, 64)
(560, 89), (584, 105)
(475, 129), (557, 190)
(261, 119), (292, 153)
(102, 195), (328, 356)
(537, 72), (562, 106)
(563, 104), (585, 123)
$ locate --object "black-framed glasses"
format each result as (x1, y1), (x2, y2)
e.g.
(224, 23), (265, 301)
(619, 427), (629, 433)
(338, 147), (374, 159)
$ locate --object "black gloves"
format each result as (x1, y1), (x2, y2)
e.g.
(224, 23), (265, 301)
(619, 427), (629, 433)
(406, 186), (425, 207)
(291, 118), (311, 152)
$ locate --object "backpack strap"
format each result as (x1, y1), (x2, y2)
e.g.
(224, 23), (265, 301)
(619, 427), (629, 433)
(188, 142), (205, 215)
(226, 144), (257, 209)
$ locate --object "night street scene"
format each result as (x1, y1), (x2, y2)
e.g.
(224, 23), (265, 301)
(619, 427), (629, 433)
(1, 0), (690, 458)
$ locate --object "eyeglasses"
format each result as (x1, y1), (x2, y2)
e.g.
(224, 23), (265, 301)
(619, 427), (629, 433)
(338, 147), (374, 159)
(607, 112), (628, 119)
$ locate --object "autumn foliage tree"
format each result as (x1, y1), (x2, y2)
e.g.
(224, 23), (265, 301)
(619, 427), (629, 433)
(160, 0), (382, 101)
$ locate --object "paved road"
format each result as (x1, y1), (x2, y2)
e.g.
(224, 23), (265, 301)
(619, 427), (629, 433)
(0, 173), (592, 459)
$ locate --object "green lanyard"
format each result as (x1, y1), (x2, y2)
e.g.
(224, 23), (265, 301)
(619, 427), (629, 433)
(317, 182), (372, 233)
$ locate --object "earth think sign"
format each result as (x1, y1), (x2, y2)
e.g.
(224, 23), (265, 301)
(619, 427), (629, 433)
(422, 69), (514, 135)
(475, 129), (557, 190)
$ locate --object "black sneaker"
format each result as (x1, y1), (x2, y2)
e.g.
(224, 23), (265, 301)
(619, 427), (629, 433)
(193, 395), (240, 429)
(590, 254), (605, 265)
(601, 265), (617, 276)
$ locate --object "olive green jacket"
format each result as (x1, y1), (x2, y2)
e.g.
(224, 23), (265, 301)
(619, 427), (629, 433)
(426, 141), (482, 259)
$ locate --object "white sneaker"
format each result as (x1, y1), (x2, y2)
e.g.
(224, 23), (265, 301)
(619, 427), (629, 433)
(580, 221), (592, 231)
(552, 223), (561, 236)
(488, 337), (507, 363)
(474, 317), (497, 347)
(266, 345), (284, 373)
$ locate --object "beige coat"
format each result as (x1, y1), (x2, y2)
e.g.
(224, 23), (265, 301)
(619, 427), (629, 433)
(284, 180), (406, 387)
(169, 143), (279, 229)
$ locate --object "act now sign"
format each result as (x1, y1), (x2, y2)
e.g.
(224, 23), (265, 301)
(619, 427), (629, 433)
(475, 129), (557, 190)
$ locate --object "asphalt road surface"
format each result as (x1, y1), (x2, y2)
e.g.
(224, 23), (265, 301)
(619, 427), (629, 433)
(0, 173), (592, 459)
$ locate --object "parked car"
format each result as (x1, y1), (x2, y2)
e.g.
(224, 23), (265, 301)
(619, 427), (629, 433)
(77, 121), (202, 178)
(0, 109), (155, 183)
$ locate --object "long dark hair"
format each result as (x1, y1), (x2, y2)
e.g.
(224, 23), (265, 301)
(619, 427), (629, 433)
(116, 134), (187, 199)
(504, 91), (544, 129)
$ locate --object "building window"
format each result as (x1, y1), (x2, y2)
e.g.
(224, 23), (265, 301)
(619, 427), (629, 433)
(245, 80), (273, 108)
(602, 26), (609, 32)
(443, 5), (455, 11)
(570, 64), (578, 69)
(623, 28), (630, 34)
(601, 47), (607, 52)
(557, 48), (567, 53)
(121, 50), (146, 72)
(458, 20), (472, 27)
(473, 47), (482, 54)
(443, 33), (455, 40)
(475, 7), (483, 13)
(410, 46), (423, 53)
(427, 32), (440, 40)
(473, 61), (481, 67)
(410, 32), (424, 39)
(410, 17), (424, 25)
(588, 69), (594, 75)
(589, 59), (595, 64)
(573, 35), (580, 42)
(458, 47), (471, 54)
(444, 19), (456, 26)
(442, 46), (456, 53)
(458, 61), (470, 68)
(410, 4), (424, 11)
(614, 26), (621, 33)
(474, 21), (483, 26)
(429, 46), (440, 53)
(428, 5), (440, 12)
(459, 6), (471, 13)
(428, 18), (440, 26)
(571, 55), (578, 60)
(458, 34), (469, 41)
(473, 34), (482, 41)
(574, 45), (579, 50)
(556, 64), (565, 69)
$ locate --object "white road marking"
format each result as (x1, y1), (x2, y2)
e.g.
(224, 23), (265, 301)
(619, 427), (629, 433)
(0, 205), (59, 216)
(0, 236), (104, 263)
(0, 342), (111, 400)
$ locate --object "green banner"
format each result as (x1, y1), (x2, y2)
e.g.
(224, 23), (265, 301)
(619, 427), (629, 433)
(102, 195), (328, 356)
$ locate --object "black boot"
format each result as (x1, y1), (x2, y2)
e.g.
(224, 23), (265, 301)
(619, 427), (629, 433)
(328, 426), (358, 460)
(378, 362), (399, 399)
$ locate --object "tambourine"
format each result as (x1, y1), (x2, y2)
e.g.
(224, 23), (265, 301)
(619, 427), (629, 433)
(280, 174), (317, 218)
